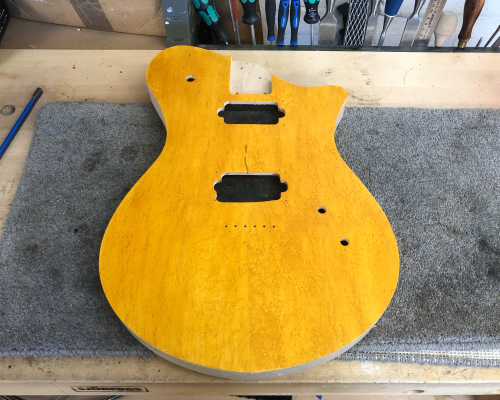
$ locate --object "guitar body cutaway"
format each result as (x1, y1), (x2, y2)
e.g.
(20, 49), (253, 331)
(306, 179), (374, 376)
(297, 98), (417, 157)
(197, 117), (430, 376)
(99, 46), (399, 380)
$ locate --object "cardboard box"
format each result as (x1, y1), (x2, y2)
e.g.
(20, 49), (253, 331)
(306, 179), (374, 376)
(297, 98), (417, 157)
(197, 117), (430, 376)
(3, 0), (165, 36)
(2, 0), (260, 43)
(0, 0), (9, 43)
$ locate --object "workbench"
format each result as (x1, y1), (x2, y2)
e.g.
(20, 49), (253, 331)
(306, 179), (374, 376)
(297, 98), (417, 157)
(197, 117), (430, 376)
(1, 48), (500, 396)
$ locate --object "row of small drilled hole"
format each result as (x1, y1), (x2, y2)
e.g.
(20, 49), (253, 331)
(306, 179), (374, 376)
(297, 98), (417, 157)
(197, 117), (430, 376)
(225, 225), (275, 228)
(224, 224), (349, 246)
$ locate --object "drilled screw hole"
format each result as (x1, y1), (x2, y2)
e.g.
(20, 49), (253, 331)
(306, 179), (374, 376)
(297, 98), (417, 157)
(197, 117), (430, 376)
(1, 105), (15, 116)
(318, 207), (326, 214)
(340, 238), (349, 246)
(186, 75), (195, 82)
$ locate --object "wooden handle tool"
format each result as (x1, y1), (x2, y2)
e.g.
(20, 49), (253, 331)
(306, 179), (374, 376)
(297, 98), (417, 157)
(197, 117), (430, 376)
(434, 10), (457, 47)
(458, 0), (485, 48)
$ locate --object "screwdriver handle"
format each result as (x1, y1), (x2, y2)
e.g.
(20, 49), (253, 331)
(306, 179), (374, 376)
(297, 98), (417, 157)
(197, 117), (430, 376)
(277, 0), (290, 45)
(304, 0), (320, 24)
(290, 0), (300, 45)
(266, 0), (277, 41)
(384, 0), (404, 17)
(458, 0), (486, 48)
(239, 0), (261, 25)
(191, 0), (230, 43)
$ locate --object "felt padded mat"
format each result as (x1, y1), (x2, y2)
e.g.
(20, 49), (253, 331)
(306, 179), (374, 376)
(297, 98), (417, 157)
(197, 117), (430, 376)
(0, 102), (499, 367)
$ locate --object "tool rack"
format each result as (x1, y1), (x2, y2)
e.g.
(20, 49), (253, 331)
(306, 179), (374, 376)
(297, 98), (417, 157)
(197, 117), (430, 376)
(161, 0), (500, 49)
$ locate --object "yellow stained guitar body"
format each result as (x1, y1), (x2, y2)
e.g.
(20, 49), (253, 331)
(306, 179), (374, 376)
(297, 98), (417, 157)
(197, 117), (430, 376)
(100, 46), (399, 380)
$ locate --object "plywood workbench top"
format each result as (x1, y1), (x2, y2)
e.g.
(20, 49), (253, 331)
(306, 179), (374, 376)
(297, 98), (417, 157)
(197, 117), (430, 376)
(0, 48), (499, 395)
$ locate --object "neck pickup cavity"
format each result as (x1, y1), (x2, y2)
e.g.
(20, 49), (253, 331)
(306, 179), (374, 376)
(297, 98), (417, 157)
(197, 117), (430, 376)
(217, 102), (285, 125)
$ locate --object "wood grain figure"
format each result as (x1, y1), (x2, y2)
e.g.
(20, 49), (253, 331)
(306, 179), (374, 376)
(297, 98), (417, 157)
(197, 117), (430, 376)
(99, 46), (400, 380)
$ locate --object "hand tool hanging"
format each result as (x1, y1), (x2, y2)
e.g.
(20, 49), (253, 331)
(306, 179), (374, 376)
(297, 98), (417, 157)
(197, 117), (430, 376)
(344, 0), (370, 46)
(318, 0), (337, 46)
(458, 0), (485, 48)
(228, 0), (242, 44)
(191, 0), (230, 43)
(378, 0), (405, 46)
(413, 0), (447, 47)
(433, 10), (457, 47)
(484, 25), (500, 47)
(277, 0), (290, 45)
(265, 0), (277, 43)
(400, 0), (427, 46)
(364, 0), (381, 46)
(239, 0), (261, 45)
(304, 0), (320, 45)
(290, 0), (301, 45)
(337, 2), (349, 44)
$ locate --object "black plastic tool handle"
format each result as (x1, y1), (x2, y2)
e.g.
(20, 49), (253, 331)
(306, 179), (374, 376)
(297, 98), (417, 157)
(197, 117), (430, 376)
(290, 0), (300, 45)
(265, 0), (277, 41)
(303, 0), (320, 24)
(239, 0), (261, 25)
(277, 0), (290, 45)
(191, 0), (230, 43)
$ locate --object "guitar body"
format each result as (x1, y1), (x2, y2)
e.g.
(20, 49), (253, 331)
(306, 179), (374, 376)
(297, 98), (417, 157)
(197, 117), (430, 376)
(100, 46), (399, 380)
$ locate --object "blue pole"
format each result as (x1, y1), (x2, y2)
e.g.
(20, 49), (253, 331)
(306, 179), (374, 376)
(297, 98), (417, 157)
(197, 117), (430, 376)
(0, 88), (43, 161)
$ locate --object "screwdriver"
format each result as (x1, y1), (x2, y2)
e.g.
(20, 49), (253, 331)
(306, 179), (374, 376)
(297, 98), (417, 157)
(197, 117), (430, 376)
(277, 0), (290, 45)
(378, 0), (404, 46)
(304, 0), (320, 45)
(266, 0), (277, 43)
(228, 0), (241, 44)
(239, 0), (261, 45)
(458, 0), (486, 48)
(290, 0), (301, 45)
(191, 0), (230, 44)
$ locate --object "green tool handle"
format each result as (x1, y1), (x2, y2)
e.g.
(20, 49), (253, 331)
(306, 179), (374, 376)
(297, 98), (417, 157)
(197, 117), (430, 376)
(303, 0), (320, 24)
(191, 0), (230, 43)
(239, 0), (261, 25)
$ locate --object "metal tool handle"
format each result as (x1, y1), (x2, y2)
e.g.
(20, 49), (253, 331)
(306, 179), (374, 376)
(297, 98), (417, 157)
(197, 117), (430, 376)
(290, 0), (301, 45)
(277, 0), (290, 45)
(239, 0), (261, 25)
(191, 0), (230, 43)
(384, 0), (405, 17)
(409, 0), (426, 19)
(484, 24), (500, 47)
(370, 0), (381, 17)
(304, 0), (320, 24)
(492, 35), (500, 48)
(320, 0), (336, 21)
(265, 0), (277, 41)
(328, 0), (337, 14)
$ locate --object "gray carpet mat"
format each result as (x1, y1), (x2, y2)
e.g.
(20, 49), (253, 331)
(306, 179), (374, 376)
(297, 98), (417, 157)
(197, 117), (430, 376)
(0, 102), (499, 368)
